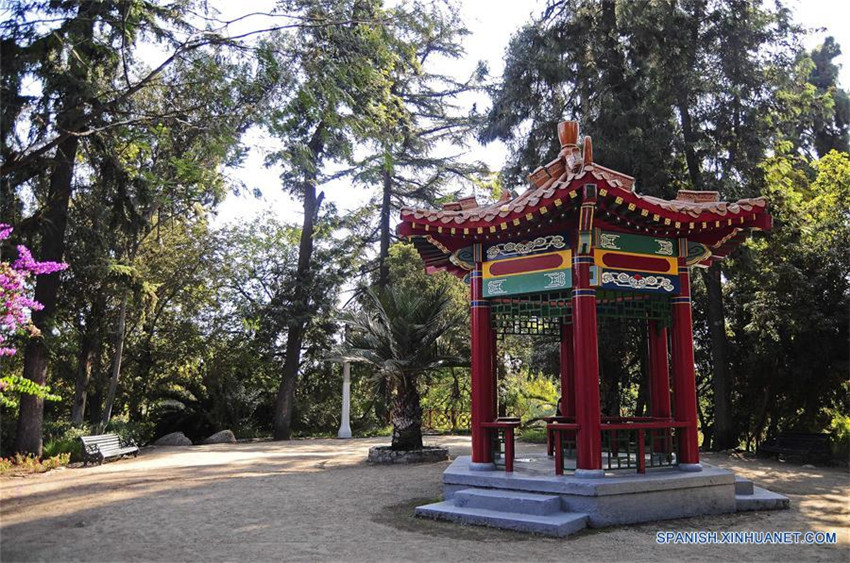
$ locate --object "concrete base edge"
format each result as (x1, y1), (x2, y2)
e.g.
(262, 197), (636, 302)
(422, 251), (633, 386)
(468, 462), (496, 472)
(679, 463), (703, 473)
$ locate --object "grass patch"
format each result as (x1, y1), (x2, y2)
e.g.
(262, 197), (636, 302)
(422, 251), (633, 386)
(519, 426), (548, 444)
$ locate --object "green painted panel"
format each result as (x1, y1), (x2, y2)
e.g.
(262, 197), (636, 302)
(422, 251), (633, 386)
(597, 231), (678, 257)
(483, 268), (572, 298)
(686, 240), (711, 265)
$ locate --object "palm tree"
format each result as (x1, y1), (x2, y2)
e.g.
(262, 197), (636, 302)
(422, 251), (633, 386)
(340, 284), (463, 451)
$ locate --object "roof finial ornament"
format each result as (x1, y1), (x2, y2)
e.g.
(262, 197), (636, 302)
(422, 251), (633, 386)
(582, 135), (593, 165)
(558, 120), (579, 148)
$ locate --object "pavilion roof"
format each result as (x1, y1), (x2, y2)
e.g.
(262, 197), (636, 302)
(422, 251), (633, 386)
(398, 121), (771, 274)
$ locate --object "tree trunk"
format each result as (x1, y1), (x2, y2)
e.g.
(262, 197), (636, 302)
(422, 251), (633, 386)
(702, 263), (734, 450)
(377, 167), (392, 288)
(390, 375), (423, 451)
(87, 336), (105, 426)
(677, 98), (703, 191)
(15, 136), (81, 455)
(71, 295), (104, 426)
(273, 124), (325, 440)
(131, 316), (156, 420)
(102, 290), (128, 427)
(673, 0), (706, 192)
(14, 2), (98, 456)
(71, 334), (95, 427)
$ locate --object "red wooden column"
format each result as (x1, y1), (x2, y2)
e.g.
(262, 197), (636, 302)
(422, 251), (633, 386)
(647, 319), (672, 456)
(559, 320), (576, 418)
(470, 243), (495, 467)
(572, 184), (603, 476)
(647, 320), (671, 419)
(671, 239), (701, 469)
(491, 318), (499, 417)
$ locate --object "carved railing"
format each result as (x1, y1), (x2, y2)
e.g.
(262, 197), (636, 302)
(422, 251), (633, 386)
(600, 421), (688, 473)
(422, 408), (471, 433)
(548, 418), (689, 474)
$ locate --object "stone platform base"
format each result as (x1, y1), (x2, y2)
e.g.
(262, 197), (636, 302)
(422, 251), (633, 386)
(415, 455), (789, 536)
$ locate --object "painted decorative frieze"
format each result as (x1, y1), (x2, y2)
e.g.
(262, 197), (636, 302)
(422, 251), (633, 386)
(483, 235), (572, 297)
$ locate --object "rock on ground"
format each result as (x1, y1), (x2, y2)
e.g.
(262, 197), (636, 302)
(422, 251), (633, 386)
(153, 431), (192, 446)
(202, 430), (237, 444)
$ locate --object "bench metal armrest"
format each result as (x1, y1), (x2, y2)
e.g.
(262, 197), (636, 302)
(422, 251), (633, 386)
(119, 436), (138, 449)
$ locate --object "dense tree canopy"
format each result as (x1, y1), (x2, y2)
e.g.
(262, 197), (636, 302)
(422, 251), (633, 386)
(483, 0), (849, 451)
(0, 0), (847, 460)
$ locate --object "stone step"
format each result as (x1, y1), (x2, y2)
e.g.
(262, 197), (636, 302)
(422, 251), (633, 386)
(416, 501), (588, 537)
(736, 486), (790, 512)
(454, 488), (562, 516)
(735, 476), (754, 495)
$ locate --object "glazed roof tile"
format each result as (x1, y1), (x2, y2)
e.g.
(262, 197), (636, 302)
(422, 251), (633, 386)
(398, 121), (770, 271)
(400, 123), (767, 232)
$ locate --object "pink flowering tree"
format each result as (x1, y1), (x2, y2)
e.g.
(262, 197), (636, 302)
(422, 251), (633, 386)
(0, 224), (67, 407)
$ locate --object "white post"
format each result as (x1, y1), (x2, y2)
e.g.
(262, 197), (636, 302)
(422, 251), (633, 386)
(338, 361), (352, 439)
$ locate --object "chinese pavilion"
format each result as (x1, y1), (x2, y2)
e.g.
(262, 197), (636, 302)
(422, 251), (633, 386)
(406, 121), (787, 536)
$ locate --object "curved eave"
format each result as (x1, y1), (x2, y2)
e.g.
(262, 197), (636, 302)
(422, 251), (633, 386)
(400, 173), (770, 243)
(409, 235), (465, 278)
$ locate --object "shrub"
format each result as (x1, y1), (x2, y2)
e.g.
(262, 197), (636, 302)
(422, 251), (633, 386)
(519, 425), (548, 444)
(829, 410), (850, 461)
(0, 453), (70, 475)
(105, 416), (155, 446)
(43, 427), (90, 462)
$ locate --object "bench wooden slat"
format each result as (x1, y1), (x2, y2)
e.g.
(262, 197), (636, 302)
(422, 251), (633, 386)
(79, 433), (139, 466)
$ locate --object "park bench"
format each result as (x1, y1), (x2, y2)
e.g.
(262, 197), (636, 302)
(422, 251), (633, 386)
(80, 433), (139, 466)
(757, 432), (832, 464)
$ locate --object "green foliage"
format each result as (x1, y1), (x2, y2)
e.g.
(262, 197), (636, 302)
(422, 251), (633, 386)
(518, 426), (548, 444)
(339, 252), (467, 448)
(725, 151), (849, 444)
(501, 371), (559, 423)
(0, 375), (60, 408)
(341, 283), (464, 381)
(807, 37), (850, 155)
(104, 416), (156, 447)
(828, 410), (850, 459)
(42, 427), (88, 461)
(1, 0), (845, 456)
(485, 0), (850, 450)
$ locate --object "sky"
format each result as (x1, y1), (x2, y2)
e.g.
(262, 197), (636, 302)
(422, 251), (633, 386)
(207, 0), (850, 229)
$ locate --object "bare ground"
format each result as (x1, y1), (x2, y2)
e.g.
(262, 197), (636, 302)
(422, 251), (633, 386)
(0, 436), (847, 562)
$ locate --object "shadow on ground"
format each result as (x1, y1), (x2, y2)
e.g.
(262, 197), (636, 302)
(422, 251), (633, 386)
(1, 437), (846, 562)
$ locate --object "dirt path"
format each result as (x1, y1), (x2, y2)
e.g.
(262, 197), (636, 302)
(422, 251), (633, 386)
(1, 437), (847, 562)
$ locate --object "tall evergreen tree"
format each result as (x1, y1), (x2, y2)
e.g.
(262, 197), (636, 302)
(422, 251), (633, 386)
(261, 0), (405, 440)
(483, 0), (836, 450)
(1, 0), (269, 454)
(352, 1), (487, 287)
(808, 37), (850, 156)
